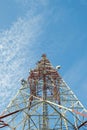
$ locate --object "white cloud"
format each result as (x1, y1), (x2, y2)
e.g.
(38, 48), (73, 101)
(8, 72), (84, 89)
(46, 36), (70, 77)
(15, 0), (49, 6)
(0, 3), (44, 112)
(0, 44), (3, 49)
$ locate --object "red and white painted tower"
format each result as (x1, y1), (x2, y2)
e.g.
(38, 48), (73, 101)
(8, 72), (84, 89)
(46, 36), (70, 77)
(0, 54), (87, 130)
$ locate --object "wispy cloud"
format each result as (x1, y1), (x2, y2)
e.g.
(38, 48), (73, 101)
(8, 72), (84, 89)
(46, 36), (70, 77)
(0, 1), (45, 112)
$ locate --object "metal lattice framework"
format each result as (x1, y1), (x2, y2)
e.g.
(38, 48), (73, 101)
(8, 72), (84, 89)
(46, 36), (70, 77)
(0, 54), (87, 130)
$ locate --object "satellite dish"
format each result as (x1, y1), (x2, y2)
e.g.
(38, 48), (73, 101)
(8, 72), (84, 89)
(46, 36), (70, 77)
(21, 79), (27, 85)
(56, 65), (61, 70)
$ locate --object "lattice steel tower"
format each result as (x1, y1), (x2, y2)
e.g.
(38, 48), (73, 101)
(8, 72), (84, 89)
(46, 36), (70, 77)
(0, 54), (87, 130)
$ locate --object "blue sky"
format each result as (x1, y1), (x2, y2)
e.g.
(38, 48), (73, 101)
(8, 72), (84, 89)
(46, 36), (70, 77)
(0, 0), (87, 114)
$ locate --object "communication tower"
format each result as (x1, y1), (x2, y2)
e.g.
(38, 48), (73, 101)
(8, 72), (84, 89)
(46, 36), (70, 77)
(0, 54), (87, 130)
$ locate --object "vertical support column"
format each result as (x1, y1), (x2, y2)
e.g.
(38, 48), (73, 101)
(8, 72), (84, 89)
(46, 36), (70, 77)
(39, 115), (41, 129)
(28, 115), (30, 130)
(42, 57), (48, 130)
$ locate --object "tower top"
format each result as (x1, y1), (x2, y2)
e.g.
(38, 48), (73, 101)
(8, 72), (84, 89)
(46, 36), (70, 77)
(29, 54), (60, 81)
(41, 54), (46, 57)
